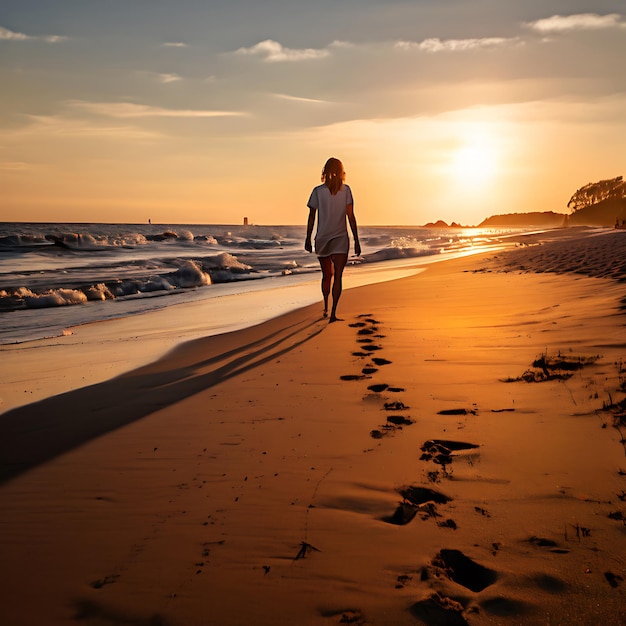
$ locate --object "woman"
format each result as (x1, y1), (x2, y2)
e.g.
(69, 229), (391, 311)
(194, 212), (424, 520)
(305, 157), (361, 322)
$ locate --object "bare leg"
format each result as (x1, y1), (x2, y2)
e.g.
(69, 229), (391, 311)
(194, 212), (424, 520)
(329, 253), (348, 322)
(318, 256), (333, 317)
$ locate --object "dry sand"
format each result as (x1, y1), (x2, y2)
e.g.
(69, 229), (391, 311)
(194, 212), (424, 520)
(0, 228), (625, 625)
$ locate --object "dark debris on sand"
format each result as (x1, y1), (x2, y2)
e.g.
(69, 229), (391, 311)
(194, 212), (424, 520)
(437, 408), (477, 416)
(504, 351), (600, 383)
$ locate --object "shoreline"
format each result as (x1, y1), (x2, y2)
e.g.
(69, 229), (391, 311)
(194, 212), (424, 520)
(1, 226), (610, 417)
(1, 228), (625, 625)
(0, 262), (425, 415)
(0, 222), (536, 347)
(1, 223), (582, 350)
(0, 242), (515, 415)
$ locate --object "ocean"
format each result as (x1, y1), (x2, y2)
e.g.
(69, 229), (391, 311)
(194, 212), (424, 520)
(0, 222), (523, 344)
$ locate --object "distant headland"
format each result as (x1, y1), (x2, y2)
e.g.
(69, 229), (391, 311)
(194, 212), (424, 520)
(422, 175), (626, 228)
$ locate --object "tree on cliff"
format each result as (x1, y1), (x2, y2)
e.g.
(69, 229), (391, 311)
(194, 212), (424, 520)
(567, 176), (626, 212)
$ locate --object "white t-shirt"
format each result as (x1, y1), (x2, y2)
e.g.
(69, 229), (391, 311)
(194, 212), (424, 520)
(307, 183), (353, 255)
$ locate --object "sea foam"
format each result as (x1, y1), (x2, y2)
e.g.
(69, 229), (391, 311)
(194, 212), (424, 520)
(0, 221), (526, 342)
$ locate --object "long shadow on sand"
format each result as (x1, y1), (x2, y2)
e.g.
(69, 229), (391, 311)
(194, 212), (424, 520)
(0, 314), (325, 485)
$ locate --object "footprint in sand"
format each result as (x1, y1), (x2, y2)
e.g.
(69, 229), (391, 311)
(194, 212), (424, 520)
(384, 401), (409, 411)
(382, 501), (419, 525)
(425, 549), (497, 593)
(362, 367), (378, 375)
(383, 486), (452, 525)
(367, 383), (402, 393)
(372, 357), (392, 366)
(368, 402), (412, 436)
(420, 439), (480, 469)
(370, 426), (397, 439)
(399, 486), (451, 506)
(410, 593), (468, 626)
(479, 597), (535, 619)
(371, 413), (414, 437)
(367, 383), (388, 393)
(386, 415), (414, 426)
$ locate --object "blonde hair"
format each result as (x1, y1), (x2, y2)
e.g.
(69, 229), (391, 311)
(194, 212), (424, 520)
(321, 157), (345, 195)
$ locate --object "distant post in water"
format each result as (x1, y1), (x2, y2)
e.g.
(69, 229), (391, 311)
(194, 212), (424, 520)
(243, 217), (249, 226)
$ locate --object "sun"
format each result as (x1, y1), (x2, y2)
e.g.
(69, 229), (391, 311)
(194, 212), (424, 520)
(450, 141), (498, 187)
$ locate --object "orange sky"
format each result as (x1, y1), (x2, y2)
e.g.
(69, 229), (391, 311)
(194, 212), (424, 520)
(1, 2), (625, 225)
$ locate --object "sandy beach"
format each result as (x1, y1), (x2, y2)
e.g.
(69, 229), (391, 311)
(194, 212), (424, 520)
(1, 228), (625, 625)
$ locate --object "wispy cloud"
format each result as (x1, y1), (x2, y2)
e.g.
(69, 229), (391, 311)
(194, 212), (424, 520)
(11, 115), (158, 139)
(67, 100), (248, 118)
(234, 39), (330, 62)
(42, 35), (66, 43)
(0, 161), (32, 171)
(273, 93), (329, 104)
(526, 13), (624, 33)
(157, 73), (183, 84)
(0, 25), (66, 43)
(395, 36), (521, 53)
(162, 41), (187, 48)
(329, 40), (355, 49)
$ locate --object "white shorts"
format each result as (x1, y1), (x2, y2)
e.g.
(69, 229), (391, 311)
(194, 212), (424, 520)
(315, 234), (349, 257)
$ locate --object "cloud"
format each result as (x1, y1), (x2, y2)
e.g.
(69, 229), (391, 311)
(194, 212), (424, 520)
(42, 35), (66, 43)
(67, 100), (248, 118)
(0, 26), (30, 40)
(273, 93), (329, 104)
(10, 115), (158, 140)
(526, 13), (624, 33)
(395, 36), (521, 53)
(329, 40), (355, 49)
(157, 73), (182, 83)
(162, 42), (187, 48)
(0, 161), (32, 171)
(0, 25), (66, 42)
(234, 39), (330, 62)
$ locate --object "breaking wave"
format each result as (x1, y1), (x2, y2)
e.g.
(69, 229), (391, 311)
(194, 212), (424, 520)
(0, 222), (523, 332)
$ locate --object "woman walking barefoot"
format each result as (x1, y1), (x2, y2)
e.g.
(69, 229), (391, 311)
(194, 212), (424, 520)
(305, 157), (361, 322)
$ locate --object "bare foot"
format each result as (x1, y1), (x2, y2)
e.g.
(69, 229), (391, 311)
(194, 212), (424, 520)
(329, 316), (344, 323)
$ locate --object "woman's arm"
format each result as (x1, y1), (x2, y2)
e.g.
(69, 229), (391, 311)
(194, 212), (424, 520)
(346, 204), (361, 256)
(305, 206), (316, 252)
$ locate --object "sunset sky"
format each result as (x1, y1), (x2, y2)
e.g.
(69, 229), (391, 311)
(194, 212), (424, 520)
(1, 0), (625, 226)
